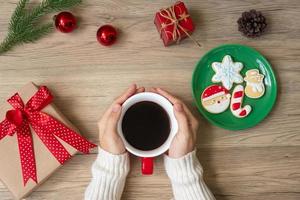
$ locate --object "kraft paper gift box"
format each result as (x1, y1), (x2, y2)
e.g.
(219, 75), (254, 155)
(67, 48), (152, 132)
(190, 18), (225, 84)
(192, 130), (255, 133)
(0, 82), (96, 199)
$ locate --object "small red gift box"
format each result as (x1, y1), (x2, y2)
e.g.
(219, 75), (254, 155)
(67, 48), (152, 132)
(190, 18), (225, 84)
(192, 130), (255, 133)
(154, 1), (195, 46)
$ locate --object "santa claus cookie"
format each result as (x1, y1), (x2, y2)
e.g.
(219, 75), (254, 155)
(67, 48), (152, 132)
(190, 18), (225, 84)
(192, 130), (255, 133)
(201, 85), (231, 114)
(244, 69), (265, 99)
(230, 85), (252, 118)
(211, 55), (244, 90)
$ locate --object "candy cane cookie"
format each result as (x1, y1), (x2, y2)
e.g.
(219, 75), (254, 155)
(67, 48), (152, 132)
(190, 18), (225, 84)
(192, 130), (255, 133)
(230, 85), (252, 118)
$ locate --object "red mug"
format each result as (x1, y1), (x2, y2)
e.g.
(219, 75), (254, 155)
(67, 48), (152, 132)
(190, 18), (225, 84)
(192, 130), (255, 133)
(118, 92), (178, 175)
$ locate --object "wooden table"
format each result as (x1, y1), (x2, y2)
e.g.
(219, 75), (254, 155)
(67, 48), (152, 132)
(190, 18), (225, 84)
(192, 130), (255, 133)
(0, 0), (299, 199)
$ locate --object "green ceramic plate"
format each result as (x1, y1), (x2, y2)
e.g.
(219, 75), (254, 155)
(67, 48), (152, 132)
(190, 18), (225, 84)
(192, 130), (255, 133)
(192, 44), (277, 130)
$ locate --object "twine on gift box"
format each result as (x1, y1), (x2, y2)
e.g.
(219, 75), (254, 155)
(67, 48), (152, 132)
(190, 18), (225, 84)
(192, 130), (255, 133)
(159, 4), (201, 47)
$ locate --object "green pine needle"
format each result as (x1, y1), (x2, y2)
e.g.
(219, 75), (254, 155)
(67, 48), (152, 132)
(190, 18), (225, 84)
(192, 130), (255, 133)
(0, 0), (81, 55)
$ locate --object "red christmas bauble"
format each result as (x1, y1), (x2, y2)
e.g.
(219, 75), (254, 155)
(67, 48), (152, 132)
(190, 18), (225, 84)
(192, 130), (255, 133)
(55, 12), (77, 33)
(96, 25), (117, 46)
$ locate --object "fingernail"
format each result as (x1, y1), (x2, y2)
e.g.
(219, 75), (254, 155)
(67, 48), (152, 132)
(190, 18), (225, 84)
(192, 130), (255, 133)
(128, 83), (136, 90)
(112, 104), (121, 112)
(138, 87), (145, 91)
(174, 103), (183, 112)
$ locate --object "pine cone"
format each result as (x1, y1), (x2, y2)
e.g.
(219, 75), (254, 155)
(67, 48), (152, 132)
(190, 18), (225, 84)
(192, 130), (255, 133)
(237, 9), (267, 38)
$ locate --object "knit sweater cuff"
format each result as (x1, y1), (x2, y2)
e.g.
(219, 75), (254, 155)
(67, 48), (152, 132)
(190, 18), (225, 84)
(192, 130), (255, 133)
(84, 147), (130, 200)
(164, 150), (215, 200)
(93, 147), (130, 178)
(164, 150), (203, 184)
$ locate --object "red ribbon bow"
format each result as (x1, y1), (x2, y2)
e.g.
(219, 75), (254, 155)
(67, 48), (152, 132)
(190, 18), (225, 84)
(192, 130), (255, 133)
(0, 86), (96, 185)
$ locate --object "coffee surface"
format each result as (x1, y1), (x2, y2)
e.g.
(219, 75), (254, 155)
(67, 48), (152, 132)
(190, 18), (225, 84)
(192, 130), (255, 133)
(122, 101), (170, 151)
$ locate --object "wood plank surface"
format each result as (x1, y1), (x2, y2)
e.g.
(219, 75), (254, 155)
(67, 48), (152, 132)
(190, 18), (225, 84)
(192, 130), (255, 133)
(0, 0), (299, 199)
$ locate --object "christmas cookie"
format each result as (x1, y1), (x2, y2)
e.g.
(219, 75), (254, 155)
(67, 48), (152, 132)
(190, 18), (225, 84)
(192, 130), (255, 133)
(201, 85), (231, 114)
(230, 85), (252, 118)
(244, 69), (265, 99)
(211, 55), (244, 90)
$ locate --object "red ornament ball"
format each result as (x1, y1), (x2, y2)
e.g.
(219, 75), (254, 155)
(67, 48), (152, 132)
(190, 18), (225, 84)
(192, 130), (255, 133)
(96, 25), (117, 46)
(55, 12), (77, 33)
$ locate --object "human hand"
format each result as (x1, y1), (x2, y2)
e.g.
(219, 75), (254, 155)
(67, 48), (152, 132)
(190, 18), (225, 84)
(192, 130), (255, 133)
(98, 84), (145, 155)
(151, 88), (199, 158)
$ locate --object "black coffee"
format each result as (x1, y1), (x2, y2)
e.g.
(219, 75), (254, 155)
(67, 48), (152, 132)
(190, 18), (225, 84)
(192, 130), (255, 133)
(122, 101), (170, 151)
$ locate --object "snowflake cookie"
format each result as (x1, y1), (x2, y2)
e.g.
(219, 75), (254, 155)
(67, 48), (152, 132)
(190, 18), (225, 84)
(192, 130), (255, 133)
(211, 55), (244, 90)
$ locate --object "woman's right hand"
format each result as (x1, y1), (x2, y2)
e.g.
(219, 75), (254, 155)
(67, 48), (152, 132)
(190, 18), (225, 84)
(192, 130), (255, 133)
(151, 88), (199, 158)
(98, 84), (145, 155)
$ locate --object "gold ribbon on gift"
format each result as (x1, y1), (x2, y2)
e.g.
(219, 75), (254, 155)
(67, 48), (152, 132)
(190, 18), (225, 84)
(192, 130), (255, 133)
(159, 3), (201, 47)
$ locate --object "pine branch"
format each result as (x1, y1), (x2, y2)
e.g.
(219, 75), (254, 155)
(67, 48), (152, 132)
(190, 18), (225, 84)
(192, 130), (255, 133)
(9, 0), (29, 32)
(0, 35), (17, 54)
(23, 23), (54, 43)
(0, 0), (82, 55)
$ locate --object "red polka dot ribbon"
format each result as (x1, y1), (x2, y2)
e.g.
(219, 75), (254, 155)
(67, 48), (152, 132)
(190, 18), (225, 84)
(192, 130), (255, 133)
(0, 86), (97, 186)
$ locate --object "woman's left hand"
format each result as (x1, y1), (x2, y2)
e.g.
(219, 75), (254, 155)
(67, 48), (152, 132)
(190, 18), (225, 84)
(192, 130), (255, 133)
(150, 88), (199, 158)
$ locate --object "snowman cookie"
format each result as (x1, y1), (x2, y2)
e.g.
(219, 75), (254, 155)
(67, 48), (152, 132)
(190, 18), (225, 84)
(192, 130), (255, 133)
(230, 85), (252, 118)
(211, 55), (244, 90)
(201, 85), (231, 114)
(244, 69), (265, 99)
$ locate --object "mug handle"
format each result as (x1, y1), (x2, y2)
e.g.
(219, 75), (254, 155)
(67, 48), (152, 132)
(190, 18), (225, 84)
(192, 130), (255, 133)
(141, 157), (153, 175)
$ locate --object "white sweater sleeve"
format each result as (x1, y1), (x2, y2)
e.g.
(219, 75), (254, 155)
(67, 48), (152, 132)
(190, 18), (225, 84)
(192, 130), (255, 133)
(84, 147), (130, 200)
(164, 150), (215, 200)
